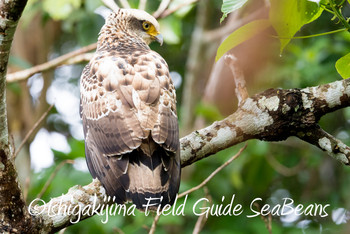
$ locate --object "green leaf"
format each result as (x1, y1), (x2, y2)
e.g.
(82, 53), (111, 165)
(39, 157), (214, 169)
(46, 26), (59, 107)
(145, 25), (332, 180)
(335, 53), (350, 78)
(269, 0), (323, 54)
(307, 2), (324, 23)
(215, 19), (271, 62)
(220, 0), (248, 23)
(43, 0), (82, 20)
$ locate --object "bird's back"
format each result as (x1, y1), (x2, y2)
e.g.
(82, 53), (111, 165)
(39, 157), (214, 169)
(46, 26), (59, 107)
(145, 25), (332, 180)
(80, 9), (180, 210)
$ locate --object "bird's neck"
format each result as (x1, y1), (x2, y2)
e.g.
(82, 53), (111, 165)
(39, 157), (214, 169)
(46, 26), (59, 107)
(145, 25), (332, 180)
(97, 24), (149, 52)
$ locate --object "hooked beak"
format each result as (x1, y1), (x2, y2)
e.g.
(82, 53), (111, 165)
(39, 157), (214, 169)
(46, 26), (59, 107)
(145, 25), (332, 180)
(154, 34), (163, 46)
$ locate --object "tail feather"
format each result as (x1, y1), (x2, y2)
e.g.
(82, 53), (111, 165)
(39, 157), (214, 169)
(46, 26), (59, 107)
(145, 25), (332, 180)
(126, 145), (178, 210)
(85, 138), (180, 210)
(85, 142), (128, 204)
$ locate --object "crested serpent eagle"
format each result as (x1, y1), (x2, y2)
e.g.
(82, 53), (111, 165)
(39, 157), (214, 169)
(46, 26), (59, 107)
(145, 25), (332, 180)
(80, 8), (181, 210)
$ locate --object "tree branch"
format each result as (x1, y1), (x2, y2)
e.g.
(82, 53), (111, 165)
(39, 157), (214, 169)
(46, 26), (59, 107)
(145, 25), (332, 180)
(6, 43), (97, 83)
(0, 1), (34, 233)
(13, 103), (54, 159)
(202, 7), (267, 43)
(0, 0), (28, 146)
(30, 179), (106, 233)
(178, 145), (246, 198)
(118, 0), (131, 9)
(101, 0), (119, 12)
(192, 187), (210, 234)
(138, 0), (147, 11)
(181, 78), (350, 166)
(180, 0), (208, 134)
(159, 0), (199, 18)
(152, 0), (170, 19)
(224, 54), (249, 105)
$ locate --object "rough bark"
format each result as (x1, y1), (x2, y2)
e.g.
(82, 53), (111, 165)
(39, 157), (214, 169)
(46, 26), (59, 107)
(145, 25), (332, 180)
(0, 148), (33, 232)
(181, 78), (350, 166)
(0, 0), (28, 147)
(0, 0), (34, 233)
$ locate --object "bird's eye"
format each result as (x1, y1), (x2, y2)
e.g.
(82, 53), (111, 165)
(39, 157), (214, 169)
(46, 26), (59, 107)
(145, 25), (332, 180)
(142, 22), (150, 30)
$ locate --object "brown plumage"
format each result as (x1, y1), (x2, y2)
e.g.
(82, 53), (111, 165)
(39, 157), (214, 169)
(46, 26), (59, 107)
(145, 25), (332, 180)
(80, 9), (180, 210)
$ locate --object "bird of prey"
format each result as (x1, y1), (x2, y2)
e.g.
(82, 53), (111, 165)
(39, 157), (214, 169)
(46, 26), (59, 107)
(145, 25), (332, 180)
(80, 9), (180, 210)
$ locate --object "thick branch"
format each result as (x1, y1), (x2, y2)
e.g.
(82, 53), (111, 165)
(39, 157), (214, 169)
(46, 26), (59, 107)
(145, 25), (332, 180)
(30, 78), (350, 232)
(181, 78), (350, 166)
(30, 179), (106, 233)
(0, 149), (32, 232)
(0, 1), (33, 233)
(298, 126), (350, 164)
(0, 0), (28, 146)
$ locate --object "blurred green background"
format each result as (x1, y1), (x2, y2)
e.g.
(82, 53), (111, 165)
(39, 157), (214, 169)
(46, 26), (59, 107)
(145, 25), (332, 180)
(7, 0), (350, 233)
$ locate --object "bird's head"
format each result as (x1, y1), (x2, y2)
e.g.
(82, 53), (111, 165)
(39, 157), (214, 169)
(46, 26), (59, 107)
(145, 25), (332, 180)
(104, 8), (163, 46)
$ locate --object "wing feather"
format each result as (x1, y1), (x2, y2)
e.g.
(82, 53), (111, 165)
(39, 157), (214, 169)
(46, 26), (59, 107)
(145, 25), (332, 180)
(81, 48), (180, 208)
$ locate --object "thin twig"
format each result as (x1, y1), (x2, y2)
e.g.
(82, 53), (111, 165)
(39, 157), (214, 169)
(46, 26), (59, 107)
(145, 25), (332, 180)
(148, 213), (161, 234)
(6, 43), (97, 83)
(193, 187), (211, 234)
(266, 153), (304, 177)
(12, 103), (55, 160)
(37, 159), (75, 200)
(180, 0), (208, 134)
(152, 0), (171, 18)
(202, 11), (240, 103)
(102, 0), (119, 12)
(178, 145), (247, 199)
(160, 0), (199, 18)
(263, 213), (272, 234)
(9, 134), (15, 157)
(23, 177), (30, 202)
(148, 142), (236, 234)
(203, 8), (267, 43)
(58, 228), (66, 234)
(255, 202), (272, 234)
(112, 227), (125, 234)
(119, 0), (131, 9)
(138, 0), (147, 10)
(149, 141), (238, 234)
(65, 53), (94, 65)
(224, 54), (249, 106)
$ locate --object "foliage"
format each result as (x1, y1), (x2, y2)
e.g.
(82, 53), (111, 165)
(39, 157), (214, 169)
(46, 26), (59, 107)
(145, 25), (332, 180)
(215, 19), (270, 61)
(336, 52), (350, 78)
(269, 0), (323, 54)
(220, 0), (248, 23)
(216, 0), (350, 78)
(42, 0), (82, 20)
